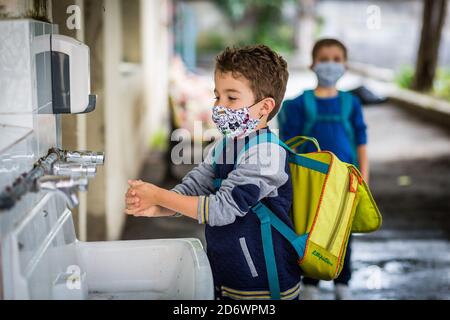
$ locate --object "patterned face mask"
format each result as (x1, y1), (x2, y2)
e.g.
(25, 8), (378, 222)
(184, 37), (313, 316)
(212, 101), (263, 138)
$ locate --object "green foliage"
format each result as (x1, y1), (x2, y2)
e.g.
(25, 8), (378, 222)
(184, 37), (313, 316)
(395, 65), (450, 102)
(207, 0), (295, 54)
(213, 0), (288, 24)
(315, 15), (325, 38)
(197, 31), (232, 54)
(213, 0), (249, 23)
(434, 68), (450, 101)
(149, 129), (168, 151)
(395, 66), (414, 89)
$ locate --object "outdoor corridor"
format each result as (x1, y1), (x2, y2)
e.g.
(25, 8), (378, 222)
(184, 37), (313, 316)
(1, 0), (449, 305)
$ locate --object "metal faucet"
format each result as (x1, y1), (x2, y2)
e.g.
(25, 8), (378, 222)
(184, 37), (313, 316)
(52, 161), (97, 178)
(62, 150), (105, 165)
(36, 176), (88, 209)
(0, 148), (105, 211)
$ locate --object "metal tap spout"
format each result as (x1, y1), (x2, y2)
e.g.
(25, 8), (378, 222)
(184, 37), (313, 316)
(37, 176), (88, 209)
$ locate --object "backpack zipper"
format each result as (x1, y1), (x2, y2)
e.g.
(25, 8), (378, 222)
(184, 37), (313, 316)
(326, 168), (351, 251)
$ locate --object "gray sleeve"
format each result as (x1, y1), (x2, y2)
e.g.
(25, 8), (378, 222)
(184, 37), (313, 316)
(197, 142), (289, 226)
(170, 141), (217, 197)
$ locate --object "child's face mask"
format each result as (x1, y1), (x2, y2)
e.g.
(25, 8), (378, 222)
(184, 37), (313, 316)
(313, 62), (345, 88)
(212, 101), (263, 138)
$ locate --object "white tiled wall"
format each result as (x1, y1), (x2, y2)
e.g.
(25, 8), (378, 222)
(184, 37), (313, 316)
(0, 20), (33, 114)
(0, 19), (58, 190)
(0, 20), (71, 299)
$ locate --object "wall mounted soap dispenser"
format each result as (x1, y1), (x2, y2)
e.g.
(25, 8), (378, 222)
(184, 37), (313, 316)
(32, 34), (96, 114)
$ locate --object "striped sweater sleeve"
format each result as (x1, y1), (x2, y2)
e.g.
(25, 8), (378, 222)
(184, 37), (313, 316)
(170, 141), (217, 197)
(197, 142), (289, 226)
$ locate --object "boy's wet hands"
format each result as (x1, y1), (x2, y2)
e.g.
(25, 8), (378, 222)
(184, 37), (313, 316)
(125, 185), (140, 210)
(125, 205), (163, 217)
(124, 180), (160, 217)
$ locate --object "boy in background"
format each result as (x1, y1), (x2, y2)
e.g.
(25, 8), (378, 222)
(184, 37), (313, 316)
(278, 38), (369, 300)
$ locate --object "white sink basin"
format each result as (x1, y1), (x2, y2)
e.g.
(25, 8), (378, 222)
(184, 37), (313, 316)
(1, 192), (214, 300)
(77, 238), (214, 300)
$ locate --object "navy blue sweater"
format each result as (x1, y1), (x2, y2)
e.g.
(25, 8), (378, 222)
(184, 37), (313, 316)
(172, 128), (302, 300)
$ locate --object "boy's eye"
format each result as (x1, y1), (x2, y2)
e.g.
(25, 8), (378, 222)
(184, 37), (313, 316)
(228, 97), (237, 101)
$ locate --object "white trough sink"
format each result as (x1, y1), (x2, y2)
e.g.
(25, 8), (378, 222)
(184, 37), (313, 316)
(78, 238), (214, 300)
(1, 193), (214, 300)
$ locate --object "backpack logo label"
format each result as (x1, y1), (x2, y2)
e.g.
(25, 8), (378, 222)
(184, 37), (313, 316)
(312, 250), (333, 266)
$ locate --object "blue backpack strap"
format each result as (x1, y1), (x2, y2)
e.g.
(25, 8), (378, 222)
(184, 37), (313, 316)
(252, 202), (308, 300)
(212, 139), (227, 191)
(339, 91), (357, 165)
(234, 132), (295, 169)
(235, 133), (329, 175)
(232, 133), (284, 300)
(316, 114), (342, 122)
(253, 202), (308, 258)
(252, 202), (281, 300)
(277, 100), (289, 130)
(302, 90), (318, 138)
(213, 178), (222, 191)
(298, 90), (318, 153)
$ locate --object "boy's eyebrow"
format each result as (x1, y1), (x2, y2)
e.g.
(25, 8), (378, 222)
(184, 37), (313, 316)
(214, 88), (241, 94)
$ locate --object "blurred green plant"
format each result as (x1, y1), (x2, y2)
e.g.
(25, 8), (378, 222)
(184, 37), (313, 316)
(209, 0), (295, 54)
(434, 68), (450, 101)
(395, 65), (450, 102)
(315, 15), (325, 38)
(149, 129), (169, 151)
(197, 31), (232, 54)
(395, 65), (415, 89)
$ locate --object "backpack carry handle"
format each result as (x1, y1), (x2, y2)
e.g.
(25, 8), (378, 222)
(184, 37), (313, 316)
(285, 136), (321, 152)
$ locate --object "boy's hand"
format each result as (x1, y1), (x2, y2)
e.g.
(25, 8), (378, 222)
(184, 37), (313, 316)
(125, 182), (144, 210)
(125, 204), (169, 217)
(125, 180), (159, 210)
(124, 179), (199, 220)
(124, 180), (179, 218)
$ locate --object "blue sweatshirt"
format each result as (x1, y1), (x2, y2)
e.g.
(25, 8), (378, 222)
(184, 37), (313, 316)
(278, 92), (367, 164)
(172, 128), (302, 300)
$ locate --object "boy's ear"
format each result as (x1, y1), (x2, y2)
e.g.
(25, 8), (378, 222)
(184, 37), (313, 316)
(261, 98), (276, 117)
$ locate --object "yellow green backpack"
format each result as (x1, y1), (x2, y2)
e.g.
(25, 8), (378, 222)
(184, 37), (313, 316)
(232, 132), (382, 300)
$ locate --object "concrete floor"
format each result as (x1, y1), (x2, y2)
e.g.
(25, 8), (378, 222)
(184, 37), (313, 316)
(122, 102), (450, 300)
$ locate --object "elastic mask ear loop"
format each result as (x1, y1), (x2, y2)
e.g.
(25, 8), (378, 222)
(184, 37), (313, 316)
(248, 99), (266, 120)
(247, 99), (262, 109)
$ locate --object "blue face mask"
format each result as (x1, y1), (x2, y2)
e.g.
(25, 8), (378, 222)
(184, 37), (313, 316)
(313, 62), (345, 88)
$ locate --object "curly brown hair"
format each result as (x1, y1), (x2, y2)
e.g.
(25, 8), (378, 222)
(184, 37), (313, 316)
(215, 45), (289, 121)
